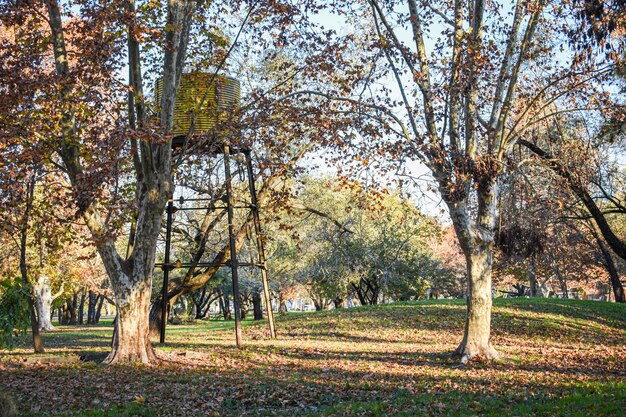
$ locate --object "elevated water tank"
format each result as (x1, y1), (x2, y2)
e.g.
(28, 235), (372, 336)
(155, 72), (241, 144)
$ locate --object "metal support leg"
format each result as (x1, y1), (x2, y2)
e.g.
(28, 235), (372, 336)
(244, 150), (276, 339)
(160, 200), (174, 344)
(224, 144), (243, 348)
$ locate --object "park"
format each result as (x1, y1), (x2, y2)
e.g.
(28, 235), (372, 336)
(0, 0), (624, 415)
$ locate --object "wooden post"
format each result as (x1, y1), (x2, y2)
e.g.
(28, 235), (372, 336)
(224, 144), (243, 348)
(244, 150), (276, 339)
(160, 200), (174, 344)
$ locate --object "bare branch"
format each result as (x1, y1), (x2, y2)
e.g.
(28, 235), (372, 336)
(368, 0), (438, 143)
(488, 0), (524, 132)
(291, 203), (354, 235)
(495, 0), (544, 158)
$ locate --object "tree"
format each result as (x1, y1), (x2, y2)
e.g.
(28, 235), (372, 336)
(494, 166), (617, 300)
(2, 0), (321, 362)
(284, 0), (614, 361)
(516, 111), (625, 301)
(264, 177), (444, 307)
(0, 0), (210, 362)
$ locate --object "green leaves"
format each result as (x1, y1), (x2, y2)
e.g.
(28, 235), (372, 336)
(0, 277), (31, 349)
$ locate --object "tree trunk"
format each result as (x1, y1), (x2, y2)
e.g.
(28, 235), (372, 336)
(195, 304), (205, 319)
(351, 282), (367, 306)
(252, 291), (263, 320)
(352, 278), (379, 305)
(311, 296), (329, 311)
(149, 296), (167, 336)
(69, 293), (78, 325)
(32, 275), (55, 331)
(60, 301), (68, 324)
(455, 245), (498, 362)
(44, 0), (195, 365)
(94, 295), (105, 323)
(194, 287), (207, 319)
(527, 262), (539, 297)
(19, 173), (44, 353)
(333, 297), (344, 309)
(78, 288), (86, 325)
(240, 296), (249, 320)
(597, 237), (625, 303)
(105, 287), (156, 364)
(220, 293), (231, 320)
(87, 291), (97, 324)
(278, 293), (288, 312)
(195, 293), (218, 319)
(448, 182), (499, 363)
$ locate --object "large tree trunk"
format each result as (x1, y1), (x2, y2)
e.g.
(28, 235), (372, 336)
(45, 0), (195, 365)
(100, 183), (169, 364)
(448, 181), (499, 363)
(105, 284), (156, 364)
(456, 245), (498, 362)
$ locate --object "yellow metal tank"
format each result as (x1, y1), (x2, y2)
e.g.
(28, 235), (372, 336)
(155, 72), (241, 138)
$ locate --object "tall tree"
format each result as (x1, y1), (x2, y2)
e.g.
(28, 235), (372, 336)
(0, 0), (197, 362)
(2, 0), (331, 361)
(43, 0), (194, 363)
(290, 0), (613, 361)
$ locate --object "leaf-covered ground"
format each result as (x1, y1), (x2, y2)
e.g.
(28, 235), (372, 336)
(1, 298), (625, 416)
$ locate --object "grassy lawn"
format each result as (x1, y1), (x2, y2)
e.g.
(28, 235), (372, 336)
(1, 298), (625, 416)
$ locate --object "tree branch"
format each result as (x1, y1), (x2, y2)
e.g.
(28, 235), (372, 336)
(519, 138), (626, 261)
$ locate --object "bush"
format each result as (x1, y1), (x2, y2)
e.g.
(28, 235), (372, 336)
(0, 278), (31, 349)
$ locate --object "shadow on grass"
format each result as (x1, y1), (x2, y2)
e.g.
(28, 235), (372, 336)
(497, 298), (625, 325)
(2, 340), (624, 417)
